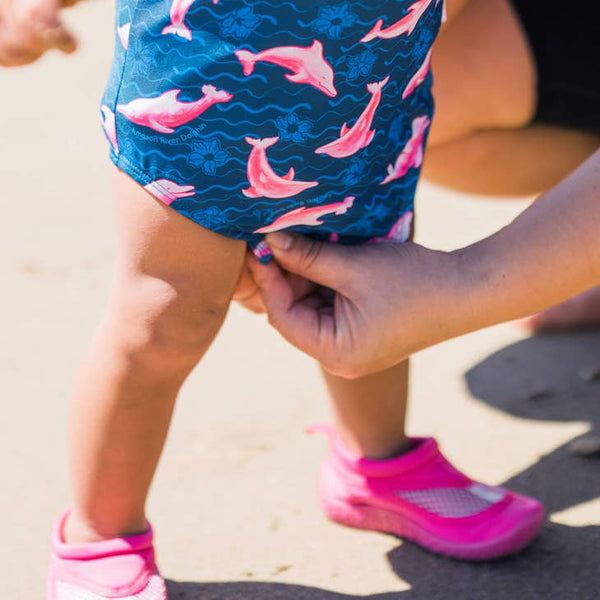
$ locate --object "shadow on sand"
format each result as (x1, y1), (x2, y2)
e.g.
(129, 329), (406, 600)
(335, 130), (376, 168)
(167, 332), (600, 600)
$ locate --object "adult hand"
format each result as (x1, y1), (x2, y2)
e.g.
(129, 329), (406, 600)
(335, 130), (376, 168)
(249, 151), (600, 379)
(248, 234), (462, 378)
(233, 251), (321, 315)
(0, 0), (78, 67)
(232, 258), (267, 314)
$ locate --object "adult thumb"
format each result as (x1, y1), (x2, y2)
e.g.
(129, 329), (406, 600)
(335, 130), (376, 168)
(265, 233), (355, 291)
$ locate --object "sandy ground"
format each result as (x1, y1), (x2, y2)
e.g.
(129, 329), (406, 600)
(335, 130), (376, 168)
(1, 2), (599, 598)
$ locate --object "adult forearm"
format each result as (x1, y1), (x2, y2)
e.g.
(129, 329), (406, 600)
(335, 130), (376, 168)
(454, 149), (600, 334)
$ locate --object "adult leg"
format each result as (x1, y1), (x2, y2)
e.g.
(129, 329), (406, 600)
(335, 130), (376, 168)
(64, 168), (246, 543)
(424, 0), (600, 327)
(424, 125), (600, 197)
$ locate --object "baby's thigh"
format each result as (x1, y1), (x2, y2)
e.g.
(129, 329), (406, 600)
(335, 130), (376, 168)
(109, 167), (246, 346)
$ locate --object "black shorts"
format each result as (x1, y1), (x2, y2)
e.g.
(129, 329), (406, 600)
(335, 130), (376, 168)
(510, 0), (600, 136)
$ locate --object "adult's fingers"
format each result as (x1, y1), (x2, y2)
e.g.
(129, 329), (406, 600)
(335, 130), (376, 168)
(38, 22), (77, 54)
(0, 0), (77, 67)
(0, 43), (40, 66)
(265, 233), (356, 293)
(248, 257), (336, 360)
(232, 259), (266, 313)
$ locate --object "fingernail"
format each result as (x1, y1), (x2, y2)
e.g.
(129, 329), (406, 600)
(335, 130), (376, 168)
(266, 232), (292, 250)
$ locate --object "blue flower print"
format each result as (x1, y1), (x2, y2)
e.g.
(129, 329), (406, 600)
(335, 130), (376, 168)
(413, 29), (435, 58)
(369, 201), (392, 222)
(388, 114), (407, 146)
(220, 7), (263, 40)
(128, 38), (155, 76)
(345, 50), (377, 81)
(250, 207), (277, 225)
(188, 138), (230, 175)
(117, 137), (138, 159)
(311, 4), (357, 39)
(341, 156), (369, 187)
(189, 206), (228, 229)
(274, 113), (314, 143)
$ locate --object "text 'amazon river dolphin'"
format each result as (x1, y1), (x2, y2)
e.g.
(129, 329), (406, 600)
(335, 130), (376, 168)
(116, 85), (233, 134)
(254, 196), (355, 233)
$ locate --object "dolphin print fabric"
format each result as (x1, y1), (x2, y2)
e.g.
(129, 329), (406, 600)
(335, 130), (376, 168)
(101, 0), (445, 261)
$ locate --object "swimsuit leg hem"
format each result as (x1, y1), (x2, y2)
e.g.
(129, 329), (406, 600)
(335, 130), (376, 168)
(108, 151), (269, 257)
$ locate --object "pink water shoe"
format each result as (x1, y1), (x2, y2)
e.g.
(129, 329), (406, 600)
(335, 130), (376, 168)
(47, 509), (167, 600)
(312, 425), (545, 560)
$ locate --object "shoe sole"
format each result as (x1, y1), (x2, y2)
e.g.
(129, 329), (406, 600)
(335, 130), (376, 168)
(322, 497), (545, 561)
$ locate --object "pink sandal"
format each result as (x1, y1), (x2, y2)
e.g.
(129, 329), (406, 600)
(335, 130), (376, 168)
(311, 425), (545, 560)
(47, 509), (168, 599)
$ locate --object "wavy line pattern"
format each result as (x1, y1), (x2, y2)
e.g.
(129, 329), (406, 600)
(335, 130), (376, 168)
(102, 0), (444, 259)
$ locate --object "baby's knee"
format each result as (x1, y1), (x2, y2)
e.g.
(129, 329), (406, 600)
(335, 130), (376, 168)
(108, 274), (230, 370)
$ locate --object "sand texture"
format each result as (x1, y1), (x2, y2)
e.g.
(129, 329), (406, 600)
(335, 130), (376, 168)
(1, 3), (598, 598)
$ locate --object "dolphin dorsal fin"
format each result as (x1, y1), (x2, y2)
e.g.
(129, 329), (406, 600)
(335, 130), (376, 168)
(340, 122), (350, 137)
(162, 89), (181, 99)
(282, 167), (295, 181)
(159, 89), (182, 106)
(310, 40), (324, 55)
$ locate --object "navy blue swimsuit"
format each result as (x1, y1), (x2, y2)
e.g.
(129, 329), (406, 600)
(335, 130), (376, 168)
(101, 0), (444, 261)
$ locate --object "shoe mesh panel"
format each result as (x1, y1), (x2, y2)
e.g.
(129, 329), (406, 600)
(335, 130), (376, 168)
(396, 484), (504, 518)
(55, 574), (167, 600)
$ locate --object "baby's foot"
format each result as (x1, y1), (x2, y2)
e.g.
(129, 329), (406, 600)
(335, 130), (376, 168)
(520, 286), (600, 332)
(47, 509), (167, 599)
(314, 425), (544, 560)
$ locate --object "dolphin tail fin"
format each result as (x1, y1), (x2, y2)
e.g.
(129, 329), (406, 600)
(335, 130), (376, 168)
(360, 19), (383, 43)
(245, 136), (279, 149)
(117, 23), (131, 49)
(202, 84), (233, 103)
(235, 49), (257, 76)
(367, 75), (390, 95)
(161, 23), (192, 40)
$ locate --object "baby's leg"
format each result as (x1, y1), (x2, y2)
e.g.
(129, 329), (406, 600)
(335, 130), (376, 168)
(322, 362), (410, 459)
(64, 168), (246, 543)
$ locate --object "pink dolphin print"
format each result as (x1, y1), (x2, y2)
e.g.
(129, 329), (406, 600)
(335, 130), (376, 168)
(243, 136), (319, 199)
(254, 196), (355, 233)
(367, 211), (414, 244)
(117, 22), (131, 49)
(438, 0), (447, 22)
(100, 105), (118, 154)
(162, 0), (196, 40)
(380, 115), (430, 185)
(315, 76), (390, 158)
(402, 50), (431, 99)
(144, 179), (196, 205)
(116, 85), (233, 134)
(361, 0), (433, 43)
(235, 40), (337, 97)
